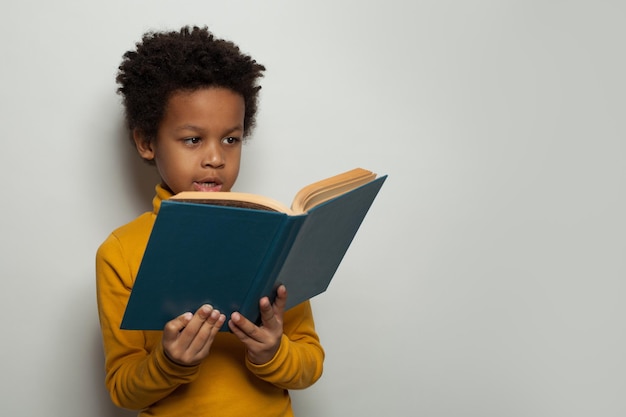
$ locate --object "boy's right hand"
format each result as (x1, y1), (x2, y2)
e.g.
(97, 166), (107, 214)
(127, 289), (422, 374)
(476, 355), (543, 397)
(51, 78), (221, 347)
(162, 304), (225, 366)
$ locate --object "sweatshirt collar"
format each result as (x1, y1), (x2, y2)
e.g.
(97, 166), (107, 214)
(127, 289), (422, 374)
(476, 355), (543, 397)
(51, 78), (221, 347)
(152, 183), (174, 215)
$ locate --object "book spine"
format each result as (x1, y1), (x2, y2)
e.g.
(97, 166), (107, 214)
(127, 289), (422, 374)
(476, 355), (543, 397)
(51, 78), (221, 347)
(238, 215), (307, 325)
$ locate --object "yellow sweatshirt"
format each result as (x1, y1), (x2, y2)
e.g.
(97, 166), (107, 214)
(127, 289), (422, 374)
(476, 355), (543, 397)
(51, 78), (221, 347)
(96, 185), (324, 416)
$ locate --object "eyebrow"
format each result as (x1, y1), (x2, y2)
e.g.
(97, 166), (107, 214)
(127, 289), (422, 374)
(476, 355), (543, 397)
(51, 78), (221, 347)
(174, 124), (244, 134)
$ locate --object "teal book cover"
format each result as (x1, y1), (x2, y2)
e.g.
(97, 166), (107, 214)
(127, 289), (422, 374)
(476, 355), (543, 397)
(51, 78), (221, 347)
(120, 175), (386, 331)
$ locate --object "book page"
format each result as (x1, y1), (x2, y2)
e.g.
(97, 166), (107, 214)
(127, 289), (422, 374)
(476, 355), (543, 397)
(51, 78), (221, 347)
(291, 168), (377, 213)
(171, 192), (293, 214)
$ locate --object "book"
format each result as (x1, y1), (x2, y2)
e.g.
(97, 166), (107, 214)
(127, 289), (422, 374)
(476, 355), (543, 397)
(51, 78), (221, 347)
(120, 168), (387, 330)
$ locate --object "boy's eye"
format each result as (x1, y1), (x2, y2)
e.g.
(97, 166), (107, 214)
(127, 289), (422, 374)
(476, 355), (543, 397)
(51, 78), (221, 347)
(183, 137), (201, 145)
(222, 136), (240, 145)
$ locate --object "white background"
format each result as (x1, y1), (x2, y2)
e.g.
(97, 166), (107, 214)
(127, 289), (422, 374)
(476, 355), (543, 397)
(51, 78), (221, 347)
(1, 1), (624, 416)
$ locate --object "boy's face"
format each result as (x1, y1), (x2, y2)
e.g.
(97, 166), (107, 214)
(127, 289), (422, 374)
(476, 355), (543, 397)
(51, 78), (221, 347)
(134, 87), (245, 195)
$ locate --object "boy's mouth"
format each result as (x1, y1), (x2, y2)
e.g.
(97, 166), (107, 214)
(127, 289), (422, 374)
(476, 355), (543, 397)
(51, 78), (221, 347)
(193, 180), (223, 192)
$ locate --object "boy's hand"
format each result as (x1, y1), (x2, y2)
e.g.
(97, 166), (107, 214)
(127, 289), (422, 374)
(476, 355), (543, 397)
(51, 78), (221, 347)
(162, 304), (225, 366)
(228, 285), (287, 365)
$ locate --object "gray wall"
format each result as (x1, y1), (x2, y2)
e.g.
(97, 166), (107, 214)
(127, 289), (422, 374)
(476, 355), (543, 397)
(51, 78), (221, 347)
(1, 1), (624, 416)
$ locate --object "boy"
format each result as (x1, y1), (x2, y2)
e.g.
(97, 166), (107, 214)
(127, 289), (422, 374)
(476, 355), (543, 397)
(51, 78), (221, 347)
(96, 26), (324, 416)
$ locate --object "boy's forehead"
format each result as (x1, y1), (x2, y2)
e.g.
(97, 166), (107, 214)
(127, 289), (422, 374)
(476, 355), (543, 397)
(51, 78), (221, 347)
(160, 87), (245, 130)
(166, 87), (243, 110)
(168, 86), (243, 99)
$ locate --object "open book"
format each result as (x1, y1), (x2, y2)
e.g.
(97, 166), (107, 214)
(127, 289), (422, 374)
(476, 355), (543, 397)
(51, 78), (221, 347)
(170, 167), (379, 213)
(121, 168), (387, 330)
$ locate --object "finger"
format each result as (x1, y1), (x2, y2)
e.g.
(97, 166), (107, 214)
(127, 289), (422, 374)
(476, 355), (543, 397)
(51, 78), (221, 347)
(184, 305), (222, 345)
(273, 285), (288, 313)
(165, 306), (225, 365)
(259, 296), (278, 328)
(163, 311), (193, 343)
(185, 304), (215, 331)
(228, 314), (245, 338)
(260, 286), (288, 329)
(192, 309), (226, 357)
(229, 312), (261, 342)
(171, 304), (215, 347)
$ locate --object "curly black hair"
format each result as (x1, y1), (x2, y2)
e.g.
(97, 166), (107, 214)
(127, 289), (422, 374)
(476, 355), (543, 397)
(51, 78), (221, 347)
(116, 26), (265, 142)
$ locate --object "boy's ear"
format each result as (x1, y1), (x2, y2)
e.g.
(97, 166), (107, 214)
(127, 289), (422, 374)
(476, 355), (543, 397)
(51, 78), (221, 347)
(133, 129), (155, 161)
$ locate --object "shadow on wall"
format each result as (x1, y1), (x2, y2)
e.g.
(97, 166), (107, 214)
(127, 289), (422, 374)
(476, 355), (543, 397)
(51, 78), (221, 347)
(92, 331), (138, 417)
(92, 123), (158, 416)
(117, 121), (161, 214)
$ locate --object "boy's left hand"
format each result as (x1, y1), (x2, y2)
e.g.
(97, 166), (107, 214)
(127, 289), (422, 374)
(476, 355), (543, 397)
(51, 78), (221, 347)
(228, 284), (287, 365)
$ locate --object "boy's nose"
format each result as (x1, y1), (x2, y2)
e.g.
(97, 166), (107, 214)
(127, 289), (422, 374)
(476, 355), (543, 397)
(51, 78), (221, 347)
(202, 143), (225, 168)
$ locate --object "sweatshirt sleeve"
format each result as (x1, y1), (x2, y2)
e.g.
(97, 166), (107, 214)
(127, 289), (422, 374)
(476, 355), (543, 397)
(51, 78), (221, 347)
(96, 233), (200, 410)
(246, 301), (325, 389)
